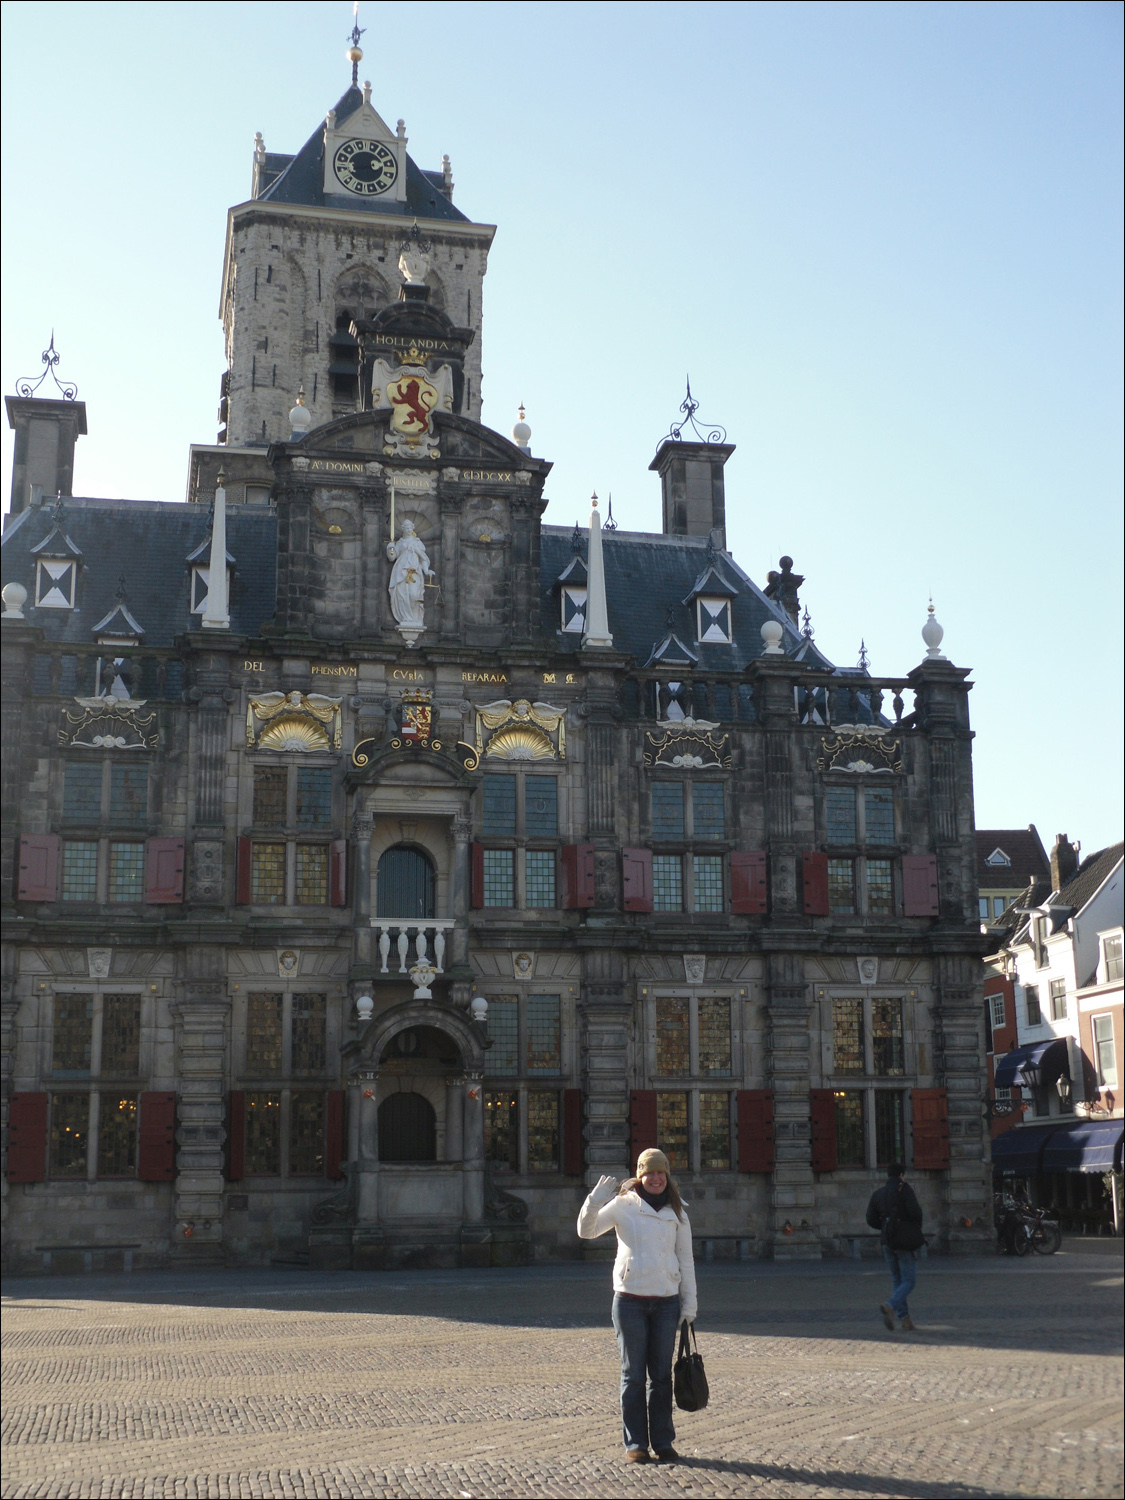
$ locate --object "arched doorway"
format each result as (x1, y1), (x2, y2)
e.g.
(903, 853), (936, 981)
(377, 845), (435, 918)
(378, 1092), (437, 1162)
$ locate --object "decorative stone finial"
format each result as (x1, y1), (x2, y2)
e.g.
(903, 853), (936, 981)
(760, 619), (785, 656)
(362, 80), (372, 105)
(922, 599), (946, 660)
(254, 132), (265, 163)
(512, 405), (531, 451)
(356, 995), (374, 1022)
(289, 389), (313, 440)
(470, 995), (489, 1023)
(1, 582), (28, 620)
(590, 491), (598, 509)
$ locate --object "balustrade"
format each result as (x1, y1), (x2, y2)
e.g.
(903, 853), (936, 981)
(369, 919), (457, 976)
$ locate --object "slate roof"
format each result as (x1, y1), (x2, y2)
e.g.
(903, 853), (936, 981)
(1, 499), (277, 648)
(1050, 842), (1124, 917)
(976, 826), (1050, 888)
(257, 86), (470, 223)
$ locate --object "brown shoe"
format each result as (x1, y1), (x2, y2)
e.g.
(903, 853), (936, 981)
(625, 1449), (650, 1464)
(879, 1303), (895, 1330)
(900, 1315), (916, 1331)
(655, 1448), (679, 1464)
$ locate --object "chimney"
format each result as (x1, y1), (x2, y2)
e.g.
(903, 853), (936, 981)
(5, 395), (87, 515)
(650, 439), (734, 547)
(1050, 834), (1078, 892)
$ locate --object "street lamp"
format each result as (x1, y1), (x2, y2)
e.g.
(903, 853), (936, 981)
(1022, 1064), (1041, 1090)
(1056, 1074), (1072, 1106)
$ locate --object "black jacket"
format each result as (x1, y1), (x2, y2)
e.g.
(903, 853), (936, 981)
(866, 1179), (924, 1246)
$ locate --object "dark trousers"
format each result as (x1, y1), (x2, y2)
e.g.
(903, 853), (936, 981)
(611, 1292), (680, 1453)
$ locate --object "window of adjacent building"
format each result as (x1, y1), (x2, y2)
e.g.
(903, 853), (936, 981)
(985, 848), (1011, 867)
(485, 995), (561, 1077)
(989, 993), (1007, 1030)
(656, 1092), (689, 1171)
(98, 1095), (138, 1177)
(874, 1091), (905, 1166)
(1025, 986), (1042, 1026)
(978, 897), (991, 920)
(1092, 1014), (1118, 1089)
(245, 1092), (282, 1174)
(35, 557), (77, 609)
(993, 896), (1008, 919)
(1103, 935), (1123, 984)
(833, 1091), (866, 1167)
(1049, 979), (1068, 1022)
(654, 995), (732, 1077)
(1033, 918), (1050, 969)
(49, 1093), (89, 1177)
(699, 1091), (732, 1169)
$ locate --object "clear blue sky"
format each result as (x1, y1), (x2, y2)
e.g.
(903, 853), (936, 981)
(2, 1), (1121, 854)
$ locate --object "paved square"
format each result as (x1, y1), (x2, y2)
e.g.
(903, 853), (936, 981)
(2, 1246), (1121, 1499)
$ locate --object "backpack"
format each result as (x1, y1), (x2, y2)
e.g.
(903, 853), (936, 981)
(884, 1182), (926, 1253)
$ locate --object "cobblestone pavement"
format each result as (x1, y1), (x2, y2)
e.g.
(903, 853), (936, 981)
(2, 1246), (1122, 1500)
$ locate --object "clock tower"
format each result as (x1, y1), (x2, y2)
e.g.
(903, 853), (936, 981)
(322, 87), (408, 206)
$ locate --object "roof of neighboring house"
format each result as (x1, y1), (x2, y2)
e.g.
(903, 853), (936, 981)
(976, 826), (1050, 888)
(1050, 842), (1124, 917)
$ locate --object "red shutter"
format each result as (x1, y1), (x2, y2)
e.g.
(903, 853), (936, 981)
(225, 1091), (246, 1181)
(144, 838), (185, 903)
(330, 839), (348, 907)
(802, 852), (829, 915)
(629, 1090), (658, 1172)
(325, 1089), (346, 1179)
(736, 1089), (775, 1171)
(731, 851), (767, 915)
(902, 855), (939, 916)
(622, 848), (654, 912)
(470, 842), (484, 908)
(17, 835), (59, 902)
(561, 844), (596, 909)
(236, 837), (252, 904)
(911, 1087), (950, 1169)
(810, 1088), (837, 1172)
(137, 1092), (177, 1181)
(6, 1093), (48, 1183)
(563, 1088), (583, 1175)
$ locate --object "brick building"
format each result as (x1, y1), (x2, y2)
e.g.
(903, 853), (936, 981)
(0, 61), (993, 1273)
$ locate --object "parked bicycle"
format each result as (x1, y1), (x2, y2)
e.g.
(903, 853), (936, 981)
(994, 1193), (1062, 1256)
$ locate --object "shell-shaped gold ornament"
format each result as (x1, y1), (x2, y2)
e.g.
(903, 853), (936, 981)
(258, 715), (331, 752)
(485, 724), (556, 760)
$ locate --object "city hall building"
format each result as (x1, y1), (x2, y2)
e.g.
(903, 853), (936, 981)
(0, 52), (991, 1273)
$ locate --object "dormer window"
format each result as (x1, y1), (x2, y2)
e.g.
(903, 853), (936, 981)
(561, 586), (586, 634)
(985, 848), (1011, 868)
(36, 559), (77, 609)
(186, 537), (234, 617)
(697, 596), (732, 644)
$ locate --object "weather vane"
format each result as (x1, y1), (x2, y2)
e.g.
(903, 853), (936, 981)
(347, 1), (366, 86)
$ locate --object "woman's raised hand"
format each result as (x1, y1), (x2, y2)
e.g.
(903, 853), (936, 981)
(591, 1174), (619, 1204)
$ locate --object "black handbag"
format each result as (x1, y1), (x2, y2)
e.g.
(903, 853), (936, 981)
(673, 1322), (709, 1412)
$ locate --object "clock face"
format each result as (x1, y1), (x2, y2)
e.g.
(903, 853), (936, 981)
(333, 138), (398, 196)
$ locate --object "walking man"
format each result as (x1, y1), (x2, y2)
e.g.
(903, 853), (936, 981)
(866, 1161), (925, 1331)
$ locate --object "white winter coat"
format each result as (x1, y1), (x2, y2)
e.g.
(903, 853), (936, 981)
(577, 1187), (698, 1322)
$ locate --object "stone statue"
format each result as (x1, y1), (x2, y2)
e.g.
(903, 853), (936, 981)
(399, 246), (430, 287)
(386, 519), (434, 646)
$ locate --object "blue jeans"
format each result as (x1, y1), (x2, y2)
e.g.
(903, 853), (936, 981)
(611, 1293), (681, 1453)
(882, 1246), (917, 1317)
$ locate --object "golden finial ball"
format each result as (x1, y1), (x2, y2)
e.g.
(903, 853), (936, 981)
(347, 45), (363, 63)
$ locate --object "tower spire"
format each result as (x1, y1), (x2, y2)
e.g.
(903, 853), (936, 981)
(346, 1), (366, 86)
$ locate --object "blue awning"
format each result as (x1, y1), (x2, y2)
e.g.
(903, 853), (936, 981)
(991, 1119), (1124, 1175)
(993, 1038), (1069, 1090)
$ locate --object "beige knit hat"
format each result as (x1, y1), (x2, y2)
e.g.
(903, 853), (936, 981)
(636, 1148), (671, 1176)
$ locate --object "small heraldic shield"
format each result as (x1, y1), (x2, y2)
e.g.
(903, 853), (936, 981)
(388, 374), (439, 439)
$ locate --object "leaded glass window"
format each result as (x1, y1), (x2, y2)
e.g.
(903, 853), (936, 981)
(98, 1094), (137, 1176)
(527, 995), (561, 1074)
(874, 1091), (904, 1166)
(482, 848), (515, 906)
(826, 787), (856, 845)
(833, 998), (864, 1073)
(656, 997), (689, 1075)
(244, 1091), (281, 1174)
(692, 783), (725, 839)
(865, 788), (894, 845)
(253, 766), (287, 826)
(295, 844), (328, 904)
(528, 1091), (559, 1172)
(698, 997), (732, 1075)
(482, 775), (517, 835)
(50, 1093), (88, 1177)
(486, 997), (519, 1076)
(292, 994), (326, 1074)
(834, 1090), (865, 1167)
(101, 994), (140, 1075)
(699, 1092), (731, 1170)
(251, 842), (286, 903)
(296, 767), (332, 828)
(109, 842), (144, 901)
(651, 782), (685, 840)
(484, 1090), (518, 1168)
(62, 841), (98, 900)
(693, 855), (723, 912)
(524, 777), (558, 837)
(63, 762), (101, 823)
(525, 849), (556, 907)
(653, 854), (683, 912)
(871, 998), (904, 1075)
(109, 764), (148, 826)
(246, 993), (283, 1075)
(53, 994), (92, 1073)
(655, 1092), (689, 1171)
(867, 859), (893, 914)
(828, 858), (855, 914)
(289, 1091), (325, 1174)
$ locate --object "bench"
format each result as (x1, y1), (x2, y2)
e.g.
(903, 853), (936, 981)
(697, 1235), (756, 1262)
(35, 1243), (141, 1273)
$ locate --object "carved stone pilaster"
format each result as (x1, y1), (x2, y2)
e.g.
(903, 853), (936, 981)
(579, 948), (632, 1181)
(0, 958), (22, 1256)
(170, 954), (231, 1262)
(763, 952), (820, 1260)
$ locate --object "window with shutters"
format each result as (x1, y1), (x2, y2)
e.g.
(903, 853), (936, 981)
(833, 1091), (866, 1167)
(828, 858), (855, 913)
(693, 855), (724, 912)
(478, 774), (560, 906)
(295, 843), (329, 903)
(108, 842), (145, 901)
(483, 848), (515, 906)
(821, 784), (902, 913)
(61, 841), (99, 900)
(525, 849), (556, 907)
(245, 763), (337, 905)
(54, 763), (174, 905)
(867, 859), (893, 914)
(874, 1091), (905, 1166)
(245, 1092), (282, 1174)
(699, 1091), (732, 1169)
(484, 1091), (518, 1168)
(656, 1092), (689, 1171)
(653, 854), (683, 911)
(480, 997), (570, 1173)
(50, 1093), (89, 1177)
(45, 991), (148, 1178)
(528, 1091), (560, 1171)
(289, 1092), (325, 1174)
(251, 842), (286, 903)
(98, 1095), (138, 1176)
